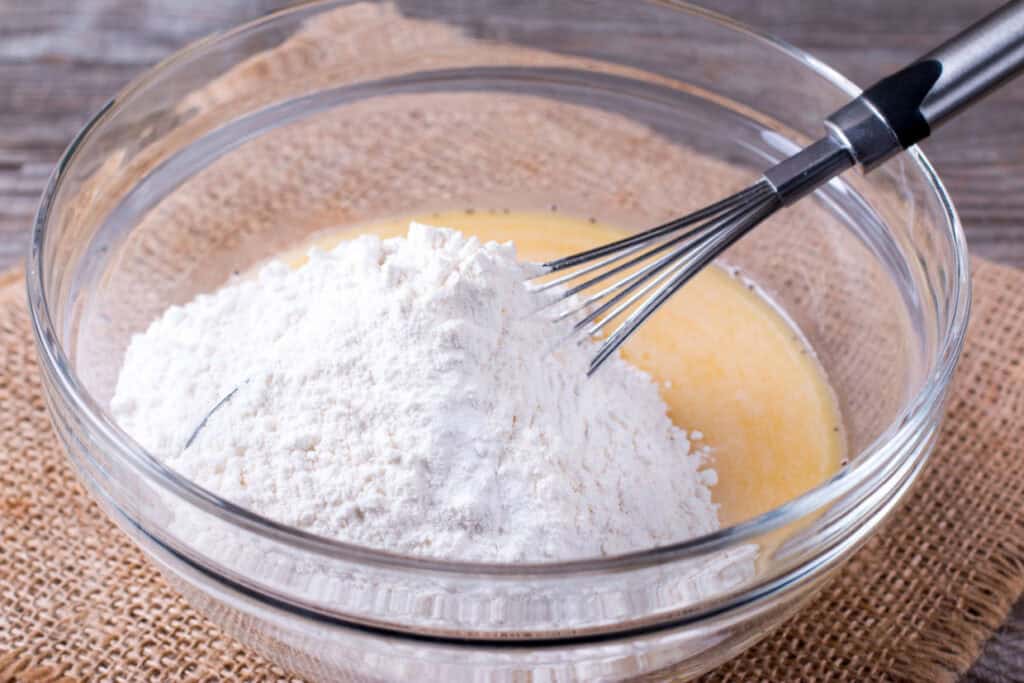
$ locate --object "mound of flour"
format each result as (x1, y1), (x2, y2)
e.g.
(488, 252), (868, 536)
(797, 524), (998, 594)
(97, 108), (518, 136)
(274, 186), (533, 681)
(111, 223), (719, 561)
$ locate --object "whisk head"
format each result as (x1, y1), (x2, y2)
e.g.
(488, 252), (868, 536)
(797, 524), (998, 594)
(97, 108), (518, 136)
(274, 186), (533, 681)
(530, 179), (781, 374)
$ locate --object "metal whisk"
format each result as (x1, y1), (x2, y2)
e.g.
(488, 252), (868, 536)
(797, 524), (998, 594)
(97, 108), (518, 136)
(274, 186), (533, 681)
(534, 0), (1024, 375)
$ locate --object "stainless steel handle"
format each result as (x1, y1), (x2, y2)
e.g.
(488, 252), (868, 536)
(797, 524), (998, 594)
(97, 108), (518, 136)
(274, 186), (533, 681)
(827, 0), (1024, 171)
(921, 0), (1024, 128)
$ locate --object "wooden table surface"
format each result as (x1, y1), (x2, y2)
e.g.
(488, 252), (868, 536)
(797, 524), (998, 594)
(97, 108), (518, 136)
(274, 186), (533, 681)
(1, 1), (1021, 680)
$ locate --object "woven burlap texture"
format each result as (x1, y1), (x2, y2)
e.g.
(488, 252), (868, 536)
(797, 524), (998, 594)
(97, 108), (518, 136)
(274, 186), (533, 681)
(2, 258), (1023, 682)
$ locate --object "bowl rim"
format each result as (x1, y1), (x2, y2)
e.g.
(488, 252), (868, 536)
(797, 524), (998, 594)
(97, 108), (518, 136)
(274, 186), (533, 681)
(27, 0), (970, 579)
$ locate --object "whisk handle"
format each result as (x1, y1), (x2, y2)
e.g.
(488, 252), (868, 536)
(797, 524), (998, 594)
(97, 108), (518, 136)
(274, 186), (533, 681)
(915, 0), (1024, 131)
(827, 0), (1024, 171)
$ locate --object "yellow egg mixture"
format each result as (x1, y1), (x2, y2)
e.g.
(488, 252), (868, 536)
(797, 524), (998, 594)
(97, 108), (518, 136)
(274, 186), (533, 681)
(288, 210), (844, 526)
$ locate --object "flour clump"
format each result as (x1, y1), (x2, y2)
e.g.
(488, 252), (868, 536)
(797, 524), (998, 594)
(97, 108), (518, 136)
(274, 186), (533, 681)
(111, 223), (719, 561)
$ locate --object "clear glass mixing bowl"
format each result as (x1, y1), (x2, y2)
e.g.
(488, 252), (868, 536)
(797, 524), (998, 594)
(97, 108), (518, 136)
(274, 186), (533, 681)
(28, 1), (969, 680)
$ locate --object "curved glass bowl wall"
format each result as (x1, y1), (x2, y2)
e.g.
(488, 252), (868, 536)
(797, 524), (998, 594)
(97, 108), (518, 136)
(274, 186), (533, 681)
(29, 1), (968, 680)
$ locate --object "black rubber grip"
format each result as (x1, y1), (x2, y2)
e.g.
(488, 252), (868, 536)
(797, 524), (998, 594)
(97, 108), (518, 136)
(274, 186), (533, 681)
(860, 59), (943, 149)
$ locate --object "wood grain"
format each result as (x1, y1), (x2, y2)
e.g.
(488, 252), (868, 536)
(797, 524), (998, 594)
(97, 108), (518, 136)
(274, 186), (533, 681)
(710, 0), (1024, 270)
(2, 0), (1023, 269)
(0, 1), (1020, 680)
(0, 0), (284, 268)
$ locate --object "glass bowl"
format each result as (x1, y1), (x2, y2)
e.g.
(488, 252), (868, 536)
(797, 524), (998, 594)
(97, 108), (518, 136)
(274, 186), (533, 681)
(28, 1), (969, 680)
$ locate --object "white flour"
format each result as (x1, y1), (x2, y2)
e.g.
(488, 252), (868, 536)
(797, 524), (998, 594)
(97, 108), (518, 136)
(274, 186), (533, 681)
(111, 224), (719, 562)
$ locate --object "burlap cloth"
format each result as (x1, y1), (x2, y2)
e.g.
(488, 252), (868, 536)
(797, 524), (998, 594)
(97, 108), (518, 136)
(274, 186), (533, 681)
(3, 4), (1024, 681)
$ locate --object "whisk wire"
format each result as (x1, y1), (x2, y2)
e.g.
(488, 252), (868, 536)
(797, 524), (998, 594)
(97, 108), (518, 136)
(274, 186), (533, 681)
(587, 192), (781, 373)
(529, 178), (785, 374)
(531, 241), (650, 294)
(540, 182), (773, 274)
(562, 197), (757, 331)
